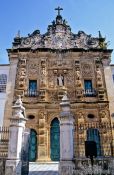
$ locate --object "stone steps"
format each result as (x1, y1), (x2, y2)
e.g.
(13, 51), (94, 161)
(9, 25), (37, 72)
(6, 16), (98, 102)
(29, 162), (59, 175)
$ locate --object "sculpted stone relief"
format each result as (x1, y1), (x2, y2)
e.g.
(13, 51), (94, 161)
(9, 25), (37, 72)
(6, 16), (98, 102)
(27, 59), (39, 77)
(96, 67), (103, 87)
(99, 110), (110, 123)
(48, 58), (73, 69)
(65, 70), (74, 87)
(48, 58), (73, 89)
(40, 59), (47, 88)
(67, 90), (76, 101)
(15, 58), (27, 90)
(12, 14), (103, 50)
(81, 63), (94, 78)
(75, 69), (82, 88)
(14, 29), (100, 50)
(48, 70), (55, 88)
(77, 112), (84, 120)
(74, 62), (84, 100)
(48, 90), (58, 102)
(39, 111), (47, 120)
(23, 97), (38, 104)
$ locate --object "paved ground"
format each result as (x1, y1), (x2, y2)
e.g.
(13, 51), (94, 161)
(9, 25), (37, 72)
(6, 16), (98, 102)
(29, 162), (59, 175)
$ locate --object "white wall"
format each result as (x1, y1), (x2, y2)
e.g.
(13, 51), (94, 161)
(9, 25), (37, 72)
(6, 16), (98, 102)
(0, 64), (9, 126)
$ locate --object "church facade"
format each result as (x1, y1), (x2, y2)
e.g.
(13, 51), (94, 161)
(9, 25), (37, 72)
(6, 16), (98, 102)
(4, 8), (114, 162)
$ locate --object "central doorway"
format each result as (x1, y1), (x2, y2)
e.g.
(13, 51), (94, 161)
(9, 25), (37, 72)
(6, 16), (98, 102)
(50, 118), (60, 161)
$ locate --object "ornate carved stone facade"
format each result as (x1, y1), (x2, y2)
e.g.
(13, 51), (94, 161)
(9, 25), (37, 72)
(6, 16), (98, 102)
(4, 8), (114, 162)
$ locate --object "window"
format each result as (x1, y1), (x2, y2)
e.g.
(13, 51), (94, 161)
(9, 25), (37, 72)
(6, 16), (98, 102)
(84, 80), (92, 91)
(84, 80), (96, 97)
(28, 80), (37, 97)
(0, 74), (7, 93)
(29, 80), (37, 91)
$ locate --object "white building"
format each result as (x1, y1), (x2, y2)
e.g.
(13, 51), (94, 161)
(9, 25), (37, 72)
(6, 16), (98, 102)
(111, 64), (114, 81)
(0, 64), (9, 126)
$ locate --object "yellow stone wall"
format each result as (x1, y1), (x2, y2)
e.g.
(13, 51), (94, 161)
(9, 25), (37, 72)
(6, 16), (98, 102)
(4, 50), (113, 161)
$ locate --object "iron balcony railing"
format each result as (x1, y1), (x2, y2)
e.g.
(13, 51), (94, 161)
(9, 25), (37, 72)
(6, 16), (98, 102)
(24, 90), (39, 97)
(84, 89), (97, 97)
(24, 89), (98, 98)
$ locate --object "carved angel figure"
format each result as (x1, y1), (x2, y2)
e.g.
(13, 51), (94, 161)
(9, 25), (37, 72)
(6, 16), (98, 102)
(76, 70), (81, 80)
(96, 68), (102, 79)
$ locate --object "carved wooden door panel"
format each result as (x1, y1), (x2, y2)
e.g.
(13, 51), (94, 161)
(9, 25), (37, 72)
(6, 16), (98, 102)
(50, 118), (60, 161)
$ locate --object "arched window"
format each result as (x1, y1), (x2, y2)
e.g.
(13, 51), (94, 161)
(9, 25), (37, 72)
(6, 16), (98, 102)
(0, 74), (7, 93)
(87, 128), (101, 156)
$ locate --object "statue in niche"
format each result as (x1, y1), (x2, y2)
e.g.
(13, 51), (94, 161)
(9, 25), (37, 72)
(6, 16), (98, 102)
(57, 74), (64, 86)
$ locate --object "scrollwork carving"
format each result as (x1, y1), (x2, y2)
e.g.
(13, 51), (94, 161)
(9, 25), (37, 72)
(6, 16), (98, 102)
(81, 63), (94, 78)
(12, 16), (101, 50)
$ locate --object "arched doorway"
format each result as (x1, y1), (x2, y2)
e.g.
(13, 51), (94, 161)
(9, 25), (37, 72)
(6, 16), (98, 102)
(87, 128), (101, 156)
(29, 129), (37, 161)
(50, 118), (60, 161)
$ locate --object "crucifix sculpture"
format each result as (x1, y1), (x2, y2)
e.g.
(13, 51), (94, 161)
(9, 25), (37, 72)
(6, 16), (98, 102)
(55, 6), (63, 16)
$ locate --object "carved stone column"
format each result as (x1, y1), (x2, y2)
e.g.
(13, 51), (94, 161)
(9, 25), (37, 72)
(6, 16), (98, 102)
(59, 92), (75, 175)
(46, 126), (51, 161)
(38, 117), (46, 161)
(5, 95), (27, 175)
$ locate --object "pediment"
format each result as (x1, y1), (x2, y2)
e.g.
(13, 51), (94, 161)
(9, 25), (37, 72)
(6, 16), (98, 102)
(12, 15), (106, 50)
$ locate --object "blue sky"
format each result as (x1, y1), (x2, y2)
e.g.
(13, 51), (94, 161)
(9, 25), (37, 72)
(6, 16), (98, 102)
(0, 0), (114, 64)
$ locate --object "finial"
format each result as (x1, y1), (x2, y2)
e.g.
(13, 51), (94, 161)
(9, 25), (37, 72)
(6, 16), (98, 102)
(98, 31), (102, 38)
(55, 6), (63, 16)
(16, 30), (20, 38)
(98, 31), (107, 49)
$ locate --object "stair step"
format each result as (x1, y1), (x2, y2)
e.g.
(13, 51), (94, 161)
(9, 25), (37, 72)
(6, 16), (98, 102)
(29, 162), (59, 175)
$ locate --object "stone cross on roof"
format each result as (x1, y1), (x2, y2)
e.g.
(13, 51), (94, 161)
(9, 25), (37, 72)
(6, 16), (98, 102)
(55, 6), (63, 16)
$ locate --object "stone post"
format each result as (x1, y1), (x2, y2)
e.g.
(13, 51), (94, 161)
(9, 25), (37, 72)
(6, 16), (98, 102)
(5, 95), (27, 175)
(59, 92), (75, 175)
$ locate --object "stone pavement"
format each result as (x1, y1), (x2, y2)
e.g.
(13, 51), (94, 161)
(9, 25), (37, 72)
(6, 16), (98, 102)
(29, 162), (59, 175)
